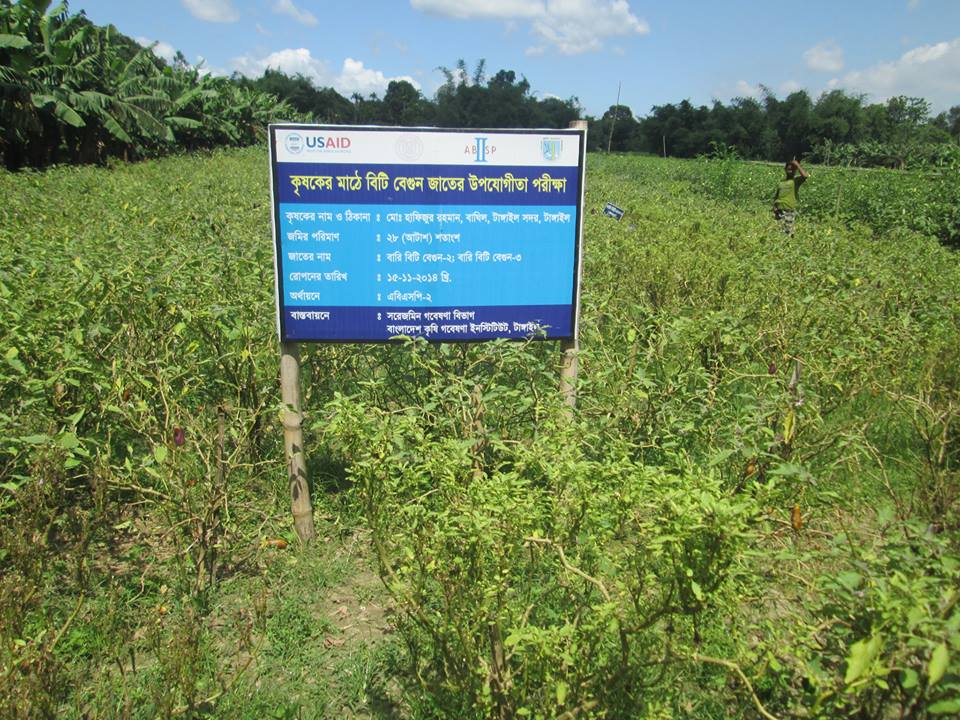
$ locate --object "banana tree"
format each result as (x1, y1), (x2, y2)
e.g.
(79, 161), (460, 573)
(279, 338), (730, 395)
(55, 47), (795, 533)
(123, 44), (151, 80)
(1, 0), (90, 166)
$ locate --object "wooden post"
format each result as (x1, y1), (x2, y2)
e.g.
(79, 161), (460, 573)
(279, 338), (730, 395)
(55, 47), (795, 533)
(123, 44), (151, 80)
(560, 336), (578, 412)
(280, 341), (315, 543)
(562, 120), (588, 414)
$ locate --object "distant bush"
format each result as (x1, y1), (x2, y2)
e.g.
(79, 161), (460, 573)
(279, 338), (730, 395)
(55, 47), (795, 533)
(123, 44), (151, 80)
(811, 139), (960, 171)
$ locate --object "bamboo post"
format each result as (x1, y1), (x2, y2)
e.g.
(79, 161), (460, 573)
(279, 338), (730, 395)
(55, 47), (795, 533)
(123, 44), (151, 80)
(606, 82), (621, 153)
(560, 337), (578, 412)
(280, 341), (315, 542)
(561, 120), (588, 414)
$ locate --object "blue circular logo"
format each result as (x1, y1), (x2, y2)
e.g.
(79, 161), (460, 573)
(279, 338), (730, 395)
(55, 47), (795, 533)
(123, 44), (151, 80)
(285, 132), (304, 154)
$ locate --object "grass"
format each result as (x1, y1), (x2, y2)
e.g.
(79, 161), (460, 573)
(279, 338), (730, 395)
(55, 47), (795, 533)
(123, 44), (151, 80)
(49, 519), (401, 719)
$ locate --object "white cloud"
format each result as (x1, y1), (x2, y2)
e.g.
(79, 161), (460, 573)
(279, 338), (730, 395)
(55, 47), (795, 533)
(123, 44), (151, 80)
(534, 1), (649, 54)
(230, 49), (420, 96)
(136, 36), (177, 63)
(411, 0), (649, 55)
(804, 40), (844, 72)
(255, 23), (271, 36)
(336, 58), (420, 96)
(908, 0), (920, 10)
(734, 80), (761, 98)
(779, 79), (802, 94)
(828, 37), (960, 111)
(194, 56), (228, 77)
(901, 41), (952, 64)
(272, 0), (318, 26)
(442, 64), (470, 86)
(232, 47), (329, 82)
(411, 0), (544, 20)
(181, 0), (239, 23)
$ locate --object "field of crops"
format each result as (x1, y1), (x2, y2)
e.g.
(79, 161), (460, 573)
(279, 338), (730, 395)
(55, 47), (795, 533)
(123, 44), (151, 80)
(1, 147), (959, 719)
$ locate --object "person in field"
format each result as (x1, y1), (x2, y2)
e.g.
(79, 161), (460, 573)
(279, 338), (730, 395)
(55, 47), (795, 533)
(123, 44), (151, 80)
(772, 159), (809, 235)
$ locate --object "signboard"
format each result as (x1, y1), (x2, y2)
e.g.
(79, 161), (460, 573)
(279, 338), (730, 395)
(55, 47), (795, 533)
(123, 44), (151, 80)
(268, 124), (585, 342)
(603, 202), (625, 221)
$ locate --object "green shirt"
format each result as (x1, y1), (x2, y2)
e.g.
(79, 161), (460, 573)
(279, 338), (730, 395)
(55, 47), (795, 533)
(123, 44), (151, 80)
(774, 178), (801, 211)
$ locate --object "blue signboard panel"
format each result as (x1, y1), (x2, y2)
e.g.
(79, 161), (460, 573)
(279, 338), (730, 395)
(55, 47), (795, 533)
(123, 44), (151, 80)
(269, 125), (585, 342)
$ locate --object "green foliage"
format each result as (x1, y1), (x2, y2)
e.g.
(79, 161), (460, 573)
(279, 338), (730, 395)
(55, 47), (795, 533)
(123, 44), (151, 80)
(595, 89), (959, 169)
(1, 147), (958, 717)
(674, 152), (960, 245)
(810, 138), (960, 171)
(0, 1), (299, 168)
(5, 0), (957, 174)
(326, 378), (755, 717)
(432, 59), (581, 129)
(751, 521), (960, 717)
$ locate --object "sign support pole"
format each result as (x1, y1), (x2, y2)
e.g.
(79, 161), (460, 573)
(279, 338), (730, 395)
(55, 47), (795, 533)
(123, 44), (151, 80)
(560, 337), (578, 411)
(280, 341), (315, 543)
(561, 119), (588, 414)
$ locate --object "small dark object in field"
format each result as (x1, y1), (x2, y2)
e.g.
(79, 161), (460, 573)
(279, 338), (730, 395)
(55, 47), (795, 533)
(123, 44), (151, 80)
(791, 504), (803, 531)
(173, 427), (186, 447)
(768, 362), (777, 375)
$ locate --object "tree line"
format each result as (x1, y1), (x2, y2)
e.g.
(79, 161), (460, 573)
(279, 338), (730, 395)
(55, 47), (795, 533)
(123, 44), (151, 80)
(245, 61), (959, 170)
(236, 59), (582, 136)
(3, 2), (958, 171)
(595, 89), (960, 169)
(0, 0), (299, 169)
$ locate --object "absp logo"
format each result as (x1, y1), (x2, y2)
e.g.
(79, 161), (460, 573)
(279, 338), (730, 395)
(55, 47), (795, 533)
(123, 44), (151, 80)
(465, 137), (495, 162)
(284, 132), (304, 154)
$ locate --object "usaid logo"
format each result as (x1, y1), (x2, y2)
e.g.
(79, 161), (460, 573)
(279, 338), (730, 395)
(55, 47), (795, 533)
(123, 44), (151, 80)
(284, 132), (304, 154)
(284, 132), (352, 155)
(306, 135), (351, 151)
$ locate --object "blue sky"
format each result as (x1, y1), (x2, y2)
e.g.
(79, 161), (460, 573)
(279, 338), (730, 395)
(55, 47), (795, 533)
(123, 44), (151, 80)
(77, 1), (960, 116)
